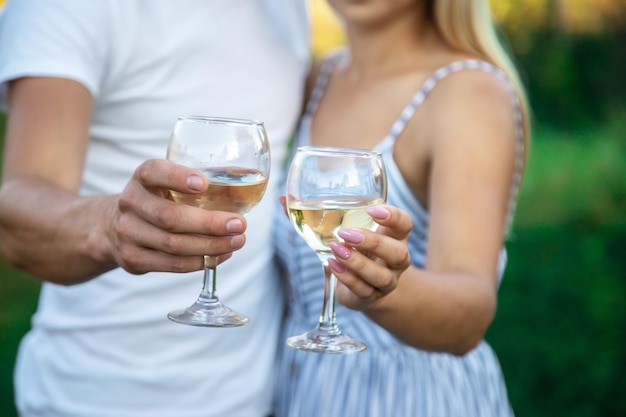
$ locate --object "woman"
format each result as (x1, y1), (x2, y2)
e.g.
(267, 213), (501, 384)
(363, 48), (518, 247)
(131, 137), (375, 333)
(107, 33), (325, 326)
(273, 0), (530, 416)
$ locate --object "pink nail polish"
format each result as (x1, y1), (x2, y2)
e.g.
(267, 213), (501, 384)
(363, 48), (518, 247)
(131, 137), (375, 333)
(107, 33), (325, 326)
(338, 229), (364, 244)
(329, 241), (351, 260)
(328, 258), (346, 273)
(367, 206), (390, 220)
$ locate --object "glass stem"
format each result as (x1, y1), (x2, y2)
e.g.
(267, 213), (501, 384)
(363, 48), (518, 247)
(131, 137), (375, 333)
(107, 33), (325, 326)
(198, 255), (219, 304)
(317, 255), (341, 335)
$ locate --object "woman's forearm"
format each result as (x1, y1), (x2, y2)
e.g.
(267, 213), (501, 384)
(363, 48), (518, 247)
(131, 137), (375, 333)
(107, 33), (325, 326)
(365, 266), (497, 355)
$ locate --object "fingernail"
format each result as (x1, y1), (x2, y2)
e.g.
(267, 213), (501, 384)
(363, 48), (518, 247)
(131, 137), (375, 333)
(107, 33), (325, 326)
(328, 258), (346, 273)
(330, 241), (351, 260)
(367, 206), (390, 220)
(338, 229), (364, 244)
(226, 219), (244, 233)
(230, 235), (245, 249)
(187, 175), (204, 191)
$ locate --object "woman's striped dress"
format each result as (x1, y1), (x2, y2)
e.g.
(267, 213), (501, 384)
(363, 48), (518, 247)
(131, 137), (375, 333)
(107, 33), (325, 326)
(272, 56), (524, 417)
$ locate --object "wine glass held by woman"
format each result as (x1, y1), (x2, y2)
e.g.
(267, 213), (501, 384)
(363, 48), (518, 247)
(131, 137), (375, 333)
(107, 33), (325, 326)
(283, 146), (412, 353)
(278, 194), (412, 312)
(272, 0), (530, 416)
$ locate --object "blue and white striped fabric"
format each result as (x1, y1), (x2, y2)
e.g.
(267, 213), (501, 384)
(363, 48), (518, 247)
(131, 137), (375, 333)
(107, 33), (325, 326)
(271, 55), (523, 417)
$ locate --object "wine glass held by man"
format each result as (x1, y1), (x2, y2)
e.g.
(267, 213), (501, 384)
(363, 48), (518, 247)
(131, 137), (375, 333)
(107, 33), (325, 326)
(0, 1), (311, 416)
(166, 116), (272, 327)
(272, 0), (530, 416)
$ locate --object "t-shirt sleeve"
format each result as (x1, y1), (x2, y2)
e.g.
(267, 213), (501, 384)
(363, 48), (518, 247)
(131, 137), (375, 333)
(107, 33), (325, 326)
(0, 0), (109, 109)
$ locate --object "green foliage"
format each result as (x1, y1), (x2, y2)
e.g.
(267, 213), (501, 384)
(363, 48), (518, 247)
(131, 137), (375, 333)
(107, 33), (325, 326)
(485, 114), (626, 417)
(507, 30), (626, 129)
(488, 223), (626, 417)
(514, 116), (626, 228)
(0, 260), (39, 417)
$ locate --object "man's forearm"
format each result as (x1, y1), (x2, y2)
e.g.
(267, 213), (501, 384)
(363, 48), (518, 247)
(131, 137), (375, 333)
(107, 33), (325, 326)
(0, 177), (118, 285)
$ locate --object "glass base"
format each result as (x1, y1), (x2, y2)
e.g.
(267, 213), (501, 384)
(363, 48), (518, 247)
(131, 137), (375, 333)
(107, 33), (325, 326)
(167, 299), (249, 327)
(286, 327), (366, 354)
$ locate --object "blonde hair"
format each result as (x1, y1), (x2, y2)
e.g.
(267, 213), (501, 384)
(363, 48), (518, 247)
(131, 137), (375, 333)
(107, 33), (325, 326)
(432, 0), (531, 158)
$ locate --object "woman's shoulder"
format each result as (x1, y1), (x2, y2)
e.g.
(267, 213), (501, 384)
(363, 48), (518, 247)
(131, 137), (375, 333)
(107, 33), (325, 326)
(412, 57), (518, 157)
(423, 59), (516, 118)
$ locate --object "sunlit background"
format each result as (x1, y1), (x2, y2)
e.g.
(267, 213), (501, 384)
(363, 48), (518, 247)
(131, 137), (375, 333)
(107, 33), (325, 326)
(1, 1), (625, 416)
(311, 0), (626, 54)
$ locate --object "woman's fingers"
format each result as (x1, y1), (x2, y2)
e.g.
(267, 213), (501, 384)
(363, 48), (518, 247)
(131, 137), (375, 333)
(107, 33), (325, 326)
(279, 195), (288, 217)
(367, 204), (413, 240)
(337, 205), (412, 271)
(327, 205), (413, 310)
(330, 239), (402, 293)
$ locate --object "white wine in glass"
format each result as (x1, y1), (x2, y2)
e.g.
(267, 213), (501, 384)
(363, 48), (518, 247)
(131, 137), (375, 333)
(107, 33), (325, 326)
(166, 115), (270, 327)
(285, 146), (387, 353)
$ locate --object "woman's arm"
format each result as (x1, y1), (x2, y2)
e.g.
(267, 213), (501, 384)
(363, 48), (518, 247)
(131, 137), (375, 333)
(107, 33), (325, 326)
(330, 70), (518, 355)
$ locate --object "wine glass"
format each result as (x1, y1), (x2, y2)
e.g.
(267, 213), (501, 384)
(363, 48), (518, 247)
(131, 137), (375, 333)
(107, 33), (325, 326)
(166, 115), (271, 327)
(285, 146), (388, 353)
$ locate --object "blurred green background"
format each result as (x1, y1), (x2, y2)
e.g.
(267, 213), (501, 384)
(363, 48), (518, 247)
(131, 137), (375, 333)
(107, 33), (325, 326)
(1, 0), (625, 416)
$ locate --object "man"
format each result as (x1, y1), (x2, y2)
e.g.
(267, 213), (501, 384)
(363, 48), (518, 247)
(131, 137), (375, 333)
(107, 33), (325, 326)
(0, 1), (309, 416)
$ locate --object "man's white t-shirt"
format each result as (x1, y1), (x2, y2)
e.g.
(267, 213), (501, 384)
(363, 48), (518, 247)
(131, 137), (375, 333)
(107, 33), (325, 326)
(0, 1), (309, 416)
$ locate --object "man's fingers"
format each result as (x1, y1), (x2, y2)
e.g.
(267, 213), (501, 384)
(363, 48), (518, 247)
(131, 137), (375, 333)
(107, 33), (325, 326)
(120, 161), (247, 236)
(118, 245), (234, 275)
(113, 210), (242, 275)
(111, 158), (249, 275)
(134, 159), (208, 193)
(129, 193), (246, 236)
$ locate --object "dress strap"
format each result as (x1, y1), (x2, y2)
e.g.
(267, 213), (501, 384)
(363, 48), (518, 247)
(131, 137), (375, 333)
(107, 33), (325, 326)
(381, 59), (525, 234)
(302, 51), (343, 118)
(386, 60), (514, 142)
(290, 51), (343, 152)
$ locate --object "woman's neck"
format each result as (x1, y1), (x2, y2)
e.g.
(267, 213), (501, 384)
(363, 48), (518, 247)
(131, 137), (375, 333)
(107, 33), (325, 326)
(341, 13), (450, 82)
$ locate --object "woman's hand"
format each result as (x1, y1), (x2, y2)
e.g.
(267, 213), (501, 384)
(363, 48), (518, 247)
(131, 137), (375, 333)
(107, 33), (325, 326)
(328, 205), (413, 311)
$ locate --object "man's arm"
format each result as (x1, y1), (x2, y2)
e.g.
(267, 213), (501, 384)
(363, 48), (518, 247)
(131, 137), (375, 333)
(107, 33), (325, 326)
(0, 77), (246, 285)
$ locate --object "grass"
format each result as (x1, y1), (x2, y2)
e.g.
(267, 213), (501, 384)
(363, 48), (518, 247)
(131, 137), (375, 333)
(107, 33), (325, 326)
(0, 112), (625, 417)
